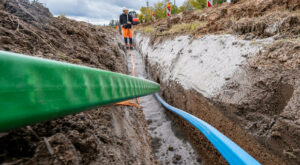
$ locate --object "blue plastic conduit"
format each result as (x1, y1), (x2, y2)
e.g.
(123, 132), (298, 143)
(154, 93), (260, 165)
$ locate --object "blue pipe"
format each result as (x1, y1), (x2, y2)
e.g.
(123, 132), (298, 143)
(154, 93), (260, 165)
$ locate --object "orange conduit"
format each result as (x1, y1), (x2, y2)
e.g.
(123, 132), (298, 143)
(115, 50), (140, 108)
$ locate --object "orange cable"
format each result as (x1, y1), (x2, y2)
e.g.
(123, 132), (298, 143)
(115, 49), (140, 108)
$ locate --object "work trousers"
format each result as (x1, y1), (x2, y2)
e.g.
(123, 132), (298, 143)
(122, 28), (133, 47)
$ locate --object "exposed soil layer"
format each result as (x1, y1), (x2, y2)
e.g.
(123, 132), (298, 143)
(142, 58), (286, 165)
(136, 32), (299, 164)
(0, 0), (155, 164)
(136, 1), (300, 164)
(216, 46), (300, 164)
(249, 40), (300, 69)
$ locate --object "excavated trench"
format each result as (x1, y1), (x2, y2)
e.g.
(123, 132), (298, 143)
(126, 50), (201, 164)
(1, 0), (299, 164)
(133, 32), (300, 165)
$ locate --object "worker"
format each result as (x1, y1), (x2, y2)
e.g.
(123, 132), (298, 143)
(119, 8), (134, 50)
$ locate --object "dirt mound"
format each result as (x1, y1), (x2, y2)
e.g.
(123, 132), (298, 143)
(0, 0), (126, 72)
(137, 0), (300, 41)
(233, 12), (300, 39)
(249, 40), (300, 69)
(0, 0), (155, 164)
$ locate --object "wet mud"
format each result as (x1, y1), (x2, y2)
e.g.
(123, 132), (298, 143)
(127, 50), (200, 165)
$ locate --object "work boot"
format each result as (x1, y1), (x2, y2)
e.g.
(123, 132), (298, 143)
(130, 44), (134, 50)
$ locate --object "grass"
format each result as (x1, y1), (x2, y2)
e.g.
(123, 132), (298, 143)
(231, 16), (237, 22)
(164, 21), (207, 34)
(250, 40), (258, 46)
(143, 26), (155, 33)
(59, 54), (67, 59)
(138, 21), (207, 35)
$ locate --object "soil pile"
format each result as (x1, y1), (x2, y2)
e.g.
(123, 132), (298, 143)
(0, 0), (126, 72)
(137, 0), (300, 41)
(0, 0), (155, 164)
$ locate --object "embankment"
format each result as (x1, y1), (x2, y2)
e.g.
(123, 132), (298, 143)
(135, 32), (299, 165)
(0, 0), (155, 164)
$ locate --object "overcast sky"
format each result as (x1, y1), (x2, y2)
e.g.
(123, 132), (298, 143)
(37, 0), (186, 25)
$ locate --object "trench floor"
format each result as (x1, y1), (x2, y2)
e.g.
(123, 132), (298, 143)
(126, 50), (200, 165)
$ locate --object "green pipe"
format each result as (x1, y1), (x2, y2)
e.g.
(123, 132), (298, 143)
(0, 50), (160, 132)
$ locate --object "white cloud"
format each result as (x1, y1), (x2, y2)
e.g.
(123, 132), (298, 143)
(65, 16), (110, 25)
(38, 0), (186, 25)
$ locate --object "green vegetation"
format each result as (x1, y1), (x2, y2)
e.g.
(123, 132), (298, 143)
(138, 21), (207, 35)
(166, 21), (207, 33)
(138, 0), (227, 23)
(59, 54), (67, 59)
(143, 26), (155, 33)
(108, 20), (117, 27)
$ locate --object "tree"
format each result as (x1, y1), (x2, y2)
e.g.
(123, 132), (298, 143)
(140, 6), (152, 22)
(138, 14), (144, 23)
(182, 0), (227, 11)
(171, 4), (178, 14)
(153, 2), (166, 19)
(177, 5), (186, 13)
(108, 20), (115, 27)
(182, 0), (194, 11)
(189, 0), (207, 10)
(138, 0), (226, 21)
(214, 0), (227, 5)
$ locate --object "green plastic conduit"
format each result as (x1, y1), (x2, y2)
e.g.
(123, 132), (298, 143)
(0, 50), (160, 132)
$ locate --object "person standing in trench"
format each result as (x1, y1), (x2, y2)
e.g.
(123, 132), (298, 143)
(119, 9), (134, 50)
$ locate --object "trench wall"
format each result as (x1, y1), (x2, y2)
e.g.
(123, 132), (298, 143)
(135, 33), (286, 165)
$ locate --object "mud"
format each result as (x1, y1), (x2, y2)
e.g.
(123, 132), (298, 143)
(127, 50), (200, 165)
(0, 0), (155, 164)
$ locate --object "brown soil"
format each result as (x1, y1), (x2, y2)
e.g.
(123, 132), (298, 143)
(249, 40), (300, 69)
(0, 0), (126, 72)
(136, 0), (300, 43)
(0, 0), (155, 164)
(145, 62), (286, 165)
(135, 1), (300, 164)
(215, 47), (300, 164)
